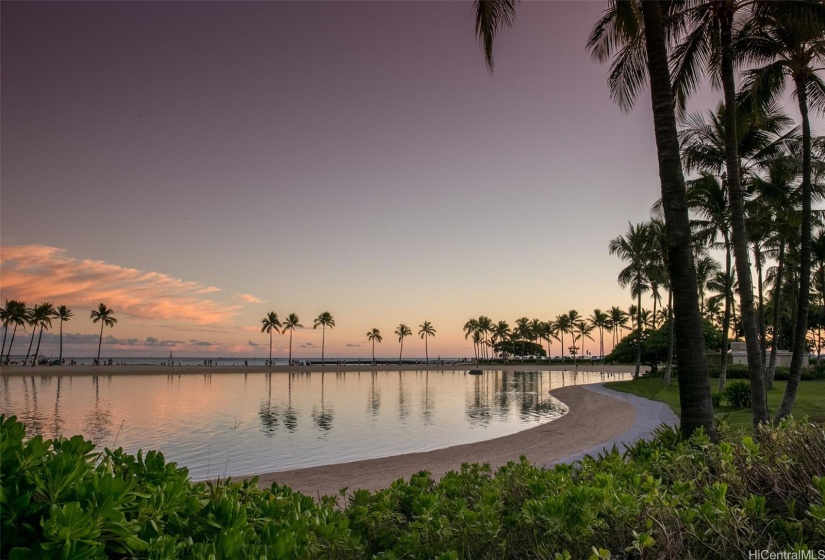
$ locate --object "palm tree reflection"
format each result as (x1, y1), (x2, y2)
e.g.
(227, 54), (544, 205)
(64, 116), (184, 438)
(259, 373), (279, 437)
(84, 376), (112, 443)
(312, 372), (334, 432)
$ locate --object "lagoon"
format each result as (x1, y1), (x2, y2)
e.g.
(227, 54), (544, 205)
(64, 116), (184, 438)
(0, 369), (629, 480)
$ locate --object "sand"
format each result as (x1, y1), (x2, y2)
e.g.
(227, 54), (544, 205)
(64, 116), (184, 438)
(249, 384), (639, 499)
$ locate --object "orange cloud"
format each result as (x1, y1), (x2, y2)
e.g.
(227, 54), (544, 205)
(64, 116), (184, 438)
(236, 293), (265, 304)
(0, 245), (241, 326)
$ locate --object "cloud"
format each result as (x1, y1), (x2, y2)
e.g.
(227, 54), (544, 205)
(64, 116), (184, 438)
(236, 293), (265, 304)
(346, 343), (361, 347)
(247, 340), (260, 347)
(300, 342), (315, 347)
(0, 245), (241, 326)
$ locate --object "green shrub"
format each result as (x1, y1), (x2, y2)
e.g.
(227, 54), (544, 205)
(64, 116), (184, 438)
(721, 380), (752, 408)
(711, 391), (722, 408)
(3, 414), (825, 559)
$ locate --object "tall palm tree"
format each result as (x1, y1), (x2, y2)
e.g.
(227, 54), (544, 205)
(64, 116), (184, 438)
(366, 328), (382, 364)
(477, 316), (494, 361)
(553, 313), (571, 361)
(574, 320), (595, 364)
(55, 305), (73, 365)
(313, 312), (335, 365)
(492, 320), (510, 361)
(394, 323), (411, 364)
(23, 305), (39, 366)
(260, 311), (281, 367)
(30, 303), (55, 367)
(741, 5), (825, 421)
(418, 321), (436, 364)
(609, 306), (629, 349)
(2, 300), (27, 365)
(281, 313), (302, 365)
(589, 309), (611, 358)
(609, 222), (652, 379)
(463, 318), (480, 361)
(90, 303), (117, 365)
(479, 0), (715, 436)
(514, 317), (530, 361)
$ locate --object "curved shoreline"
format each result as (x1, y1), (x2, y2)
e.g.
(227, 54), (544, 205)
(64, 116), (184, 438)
(248, 384), (663, 499)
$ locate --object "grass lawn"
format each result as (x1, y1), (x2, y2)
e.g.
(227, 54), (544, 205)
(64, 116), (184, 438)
(606, 378), (825, 431)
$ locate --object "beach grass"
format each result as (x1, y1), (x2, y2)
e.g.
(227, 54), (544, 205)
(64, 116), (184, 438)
(607, 378), (825, 430)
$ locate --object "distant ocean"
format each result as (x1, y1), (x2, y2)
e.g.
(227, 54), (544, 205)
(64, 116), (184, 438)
(2, 355), (470, 367)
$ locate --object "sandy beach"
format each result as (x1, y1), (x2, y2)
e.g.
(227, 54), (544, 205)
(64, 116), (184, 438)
(0, 362), (645, 377)
(249, 384), (649, 499)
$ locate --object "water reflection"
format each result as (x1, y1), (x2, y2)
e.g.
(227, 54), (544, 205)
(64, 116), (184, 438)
(0, 369), (629, 478)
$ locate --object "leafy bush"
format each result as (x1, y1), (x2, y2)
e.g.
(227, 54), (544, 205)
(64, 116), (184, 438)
(721, 380), (752, 408)
(3, 414), (825, 559)
(711, 391), (722, 407)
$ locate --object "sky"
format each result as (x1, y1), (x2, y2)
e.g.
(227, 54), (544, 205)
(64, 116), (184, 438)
(1, 1), (820, 360)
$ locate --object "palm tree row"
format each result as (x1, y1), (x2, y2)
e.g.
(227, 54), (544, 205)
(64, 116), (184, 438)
(1, 300), (115, 366)
(474, 0), (824, 437)
(461, 310), (630, 364)
(258, 311), (314, 365)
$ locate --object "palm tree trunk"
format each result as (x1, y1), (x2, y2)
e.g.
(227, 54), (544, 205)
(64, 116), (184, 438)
(289, 330), (293, 365)
(269, 331), (273, 367)
(819, 268), (824, 361)
(59, 321), (64, 365)
(768, 243), (785, 388)
(719, 244), (732, 391)
(4, 324), (18, 364)
(640, 0), (715, 439)
(634, 292), (642, 379)
(719, 11), (768, 427)
(96, 321), (104, 365)
(425, 336), (429, 364)
(321, 325), (325, 365)
(399, 339), (403, 365)
(1, 325), (7, 360)
(32, 326), (44, 366)
(664, 290), (674, 386)
(755, 244), (767, 376)
(24, 327), (36, 366)
(372, 340), (375, 364)
(777, 75), (813, 421)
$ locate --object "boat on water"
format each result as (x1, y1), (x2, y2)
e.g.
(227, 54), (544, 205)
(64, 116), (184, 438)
(468, 369), (483, 375)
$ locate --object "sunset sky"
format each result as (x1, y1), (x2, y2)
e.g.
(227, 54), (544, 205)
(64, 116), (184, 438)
(1, 1), (819, 360)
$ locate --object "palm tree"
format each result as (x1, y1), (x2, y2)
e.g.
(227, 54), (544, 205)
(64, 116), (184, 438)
(313, 312), (335, 365)
(23, 305), (38, 366)
(589, 309), (611, 358)
(394, 323), (411, 364)
(55, 305), (73, 365)
(2, 300), (27, 365)
(479, 0), (715, 436)
(90, 303), (117, 365)
(281, 313), (302, 365)
(418, 321), (436, 364)
(477, 316), (494, 361)
(30, 303), (55, 367)
(514, 317), (530, 361)
(574, 320), (595, 364)
(260, 311), (281, 367)
(609, 222), (652, 379)
(492, 320), (510, 361)
(741, 6), (825, 421)
(463, 318), (480, 361)
(609, 306), (629, 349)
(554, 313), (571, 361)
(366, 328), (382, 364)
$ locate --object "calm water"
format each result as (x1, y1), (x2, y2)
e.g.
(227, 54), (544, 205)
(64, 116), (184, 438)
(0, 369), (628, 479)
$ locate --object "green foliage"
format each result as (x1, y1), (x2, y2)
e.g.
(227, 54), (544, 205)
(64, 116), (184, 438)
(606, 319), (722, 368)
(3, 414), (825, 558)
(721, 380), (752, 408)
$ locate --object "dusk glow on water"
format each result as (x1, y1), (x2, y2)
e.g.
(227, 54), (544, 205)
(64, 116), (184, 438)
(0, 369), (628, 479)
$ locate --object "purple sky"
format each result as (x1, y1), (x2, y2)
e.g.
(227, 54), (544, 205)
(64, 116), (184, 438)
(2, 1), (819, 359)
